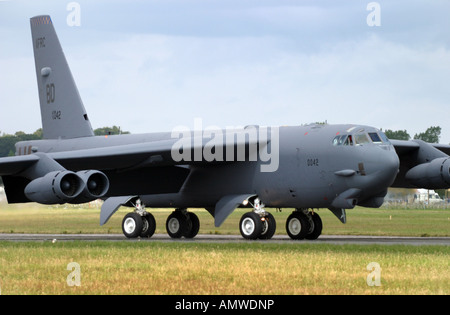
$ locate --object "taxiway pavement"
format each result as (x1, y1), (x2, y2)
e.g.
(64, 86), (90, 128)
(0, 233), (448, 246)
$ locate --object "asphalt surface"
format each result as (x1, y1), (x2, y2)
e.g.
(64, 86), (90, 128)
(0, 233), (448, 245)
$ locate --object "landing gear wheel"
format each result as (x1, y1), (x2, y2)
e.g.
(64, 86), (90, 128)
(141, 213), (156, 238)
(184, 212), (200, 239)
(305, 213), (322, 240)
(239, 212), (264, 240)
(286, 212), (310, 240)
(259, 212), (276, 240)
(166, 211), (187, 238)
(122, 212), (143, 239)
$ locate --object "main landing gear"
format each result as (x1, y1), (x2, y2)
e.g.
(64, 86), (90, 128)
(285, 209), (322, 240)
(166, 209), (200, 239)
(121, 199), (199, 239)
(239, 198), (276, 240)
(121, 199), (156, 238)
(121, 199), (322, 241)
(238, 200), (323, 240)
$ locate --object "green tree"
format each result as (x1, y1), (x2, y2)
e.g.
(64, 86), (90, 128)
(0, 129), (43, 157)
(414, 126), (441, 143)
(94, 126), (130, 136)
(384, 129), (411, 141)
(0, 134), (20, 157)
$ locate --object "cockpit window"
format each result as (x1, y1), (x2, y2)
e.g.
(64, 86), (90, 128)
(333, 135), (353, 146)
(332, 136), (340, 146)
(344, 135), (353, 146)
(379, 131), (390, 144)
(333, 130), (391, 147)
(368, 132), (382, 143)
(355, 133), (370, 145)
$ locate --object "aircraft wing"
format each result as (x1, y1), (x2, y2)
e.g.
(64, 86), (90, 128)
(48, 138), (185, 171)
(390, 139), (450, 189)
(0, 134), (264, 172)
(49, 134), (263, 171)
(0, 155), (40, 175)
(390, 139), (420, 156)
(431, 143), (450, 156)
(0, 134), (266, 203)
(391, 139), (450, 156)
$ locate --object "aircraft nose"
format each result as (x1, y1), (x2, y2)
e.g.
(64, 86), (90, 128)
(377, 147), (400, 187)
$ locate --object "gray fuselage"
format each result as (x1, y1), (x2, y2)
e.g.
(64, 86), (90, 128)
(17, 124), (400, 211)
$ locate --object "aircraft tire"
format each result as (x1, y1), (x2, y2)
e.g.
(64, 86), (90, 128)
(140, 213), (156, 238)
(166, 211), (188, 238)
(258, 213), (276, 240)
(122, 212), (144, 239)
(286, 212), (310, 240)
(184, 212), (200, 239)
(239, 212), (263, 240)
(305, 213), (322, 240)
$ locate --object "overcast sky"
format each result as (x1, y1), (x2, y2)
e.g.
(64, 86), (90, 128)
(1, 0), (450, 143)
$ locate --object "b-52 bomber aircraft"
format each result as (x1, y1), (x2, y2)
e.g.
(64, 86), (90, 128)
(1, 15), (450, 240)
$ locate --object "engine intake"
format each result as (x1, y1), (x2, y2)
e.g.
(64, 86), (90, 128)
(71, 170), (110, 203)
(24, 171), (84, 204)
(405, 157), (450, 189)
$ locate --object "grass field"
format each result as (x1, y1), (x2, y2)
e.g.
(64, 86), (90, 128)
(0, 241), (448, 295)
(0, 203), (449, 236)
(0, 203), (448, 295)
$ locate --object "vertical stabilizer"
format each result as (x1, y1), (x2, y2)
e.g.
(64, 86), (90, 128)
(30, 15), (94, 139)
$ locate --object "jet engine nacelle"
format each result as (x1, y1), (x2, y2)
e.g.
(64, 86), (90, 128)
(405, 157), (450, 189)
(24, 170), (84, 204)
(24, 170), (110, 204)
(70, 170), (110, 203)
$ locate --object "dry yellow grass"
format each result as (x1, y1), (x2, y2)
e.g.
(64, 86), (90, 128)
(0, 242), (448, 295)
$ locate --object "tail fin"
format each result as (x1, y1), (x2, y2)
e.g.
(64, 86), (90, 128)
(30, 15), (94, 139)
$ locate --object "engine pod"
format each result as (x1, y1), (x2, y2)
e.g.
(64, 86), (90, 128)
(405, 157), (450, 189)
(24, 170), (84, 204)
(70, 170), (110, 203)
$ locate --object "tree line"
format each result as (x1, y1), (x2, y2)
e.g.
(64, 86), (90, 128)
(0, 126), (129, 157)
(383, 126), (442, 143)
